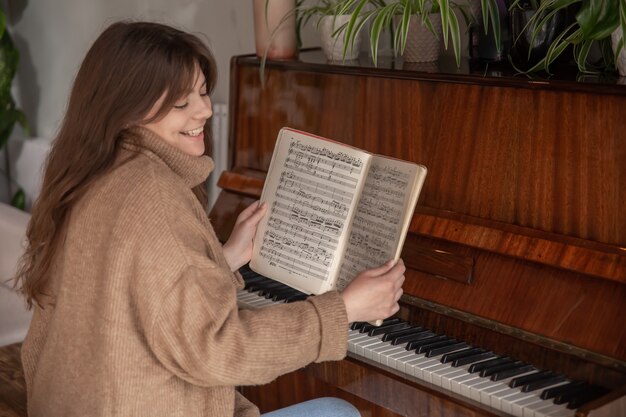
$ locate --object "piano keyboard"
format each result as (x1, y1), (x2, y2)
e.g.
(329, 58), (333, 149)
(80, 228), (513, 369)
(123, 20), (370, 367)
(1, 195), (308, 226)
(237, 266), (608, 417)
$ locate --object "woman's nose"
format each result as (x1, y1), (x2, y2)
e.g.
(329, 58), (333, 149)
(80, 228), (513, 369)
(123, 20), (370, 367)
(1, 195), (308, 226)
(195, 97), (213, 120)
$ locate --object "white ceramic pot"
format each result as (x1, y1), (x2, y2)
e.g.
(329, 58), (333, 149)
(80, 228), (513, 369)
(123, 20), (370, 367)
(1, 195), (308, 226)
(398, 14), (443, 63)
(611, 26), (626, 77)
(252, 0), (297, 59)
(318, 15), (360, 61)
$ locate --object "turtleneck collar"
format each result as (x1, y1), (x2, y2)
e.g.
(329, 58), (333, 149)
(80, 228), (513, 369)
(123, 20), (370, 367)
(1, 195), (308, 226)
(120, 126), (214, 188)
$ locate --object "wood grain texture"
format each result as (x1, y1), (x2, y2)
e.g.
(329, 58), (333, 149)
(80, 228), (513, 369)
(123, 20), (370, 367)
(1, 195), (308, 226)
(224, 55), (626, 362)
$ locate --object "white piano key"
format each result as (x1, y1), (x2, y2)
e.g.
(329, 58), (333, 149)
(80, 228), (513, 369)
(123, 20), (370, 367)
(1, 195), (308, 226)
(423, 362), (452, 385)
(450, 373), (482, 395)
(402, 355), (430, 376)
(547, 408), (575, 417)
(413, 357), (443, 380)
(481, 380), (513, 405)
(461, 374), (492, 399)
(440, 368), (468, 391)
(516, 395), (552, 417)
(469, 379), (505, 403)
(364, 340), (390, 360)
(387, 349), (416, 370)
(376, 345), (407, 366)
(530, 393), (574, 417)
(354, 337), (384, 357)
(500, 390), (538, 415)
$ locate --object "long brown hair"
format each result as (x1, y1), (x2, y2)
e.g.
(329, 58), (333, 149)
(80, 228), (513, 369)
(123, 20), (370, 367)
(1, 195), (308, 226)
(14, 21), (217, 308)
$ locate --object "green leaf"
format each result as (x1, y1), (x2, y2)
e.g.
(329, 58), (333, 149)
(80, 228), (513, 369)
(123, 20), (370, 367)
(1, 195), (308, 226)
(0, 9), (6, 39)
(11, 188), (25, 211)
(440, 0), (451, 49)
(576, 0), (619, 40)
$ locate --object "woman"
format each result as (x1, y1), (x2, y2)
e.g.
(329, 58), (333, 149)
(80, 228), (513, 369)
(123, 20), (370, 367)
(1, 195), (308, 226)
(14, 21), (405, 417)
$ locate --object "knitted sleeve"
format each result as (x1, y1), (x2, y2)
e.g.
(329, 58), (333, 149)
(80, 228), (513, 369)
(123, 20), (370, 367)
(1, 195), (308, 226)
(147, 263), (348, 387)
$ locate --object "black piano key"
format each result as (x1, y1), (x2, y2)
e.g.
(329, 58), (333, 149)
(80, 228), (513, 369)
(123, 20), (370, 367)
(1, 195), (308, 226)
(270, 288), (302, 301)
(554, 384), (590, 405)
(522, 375), (568, 392)
(350, 322), (366, 331)
(439, 347), (481, 364)
(541, 381), (585, 400)
(241, 275), (268, 287)
(381, 326), (424, 342)
(566, 386), (608, 409)
(368, 322), (411, 337)
(393, 330), (435, 346)
(489, 363), (535, 381)
(452, 351), (497, 367)
(441, 347), (484, 364)
(246, 280), (281, 293)
(468, 356), (513, 373)
(510, 370), (554, 388)
(426, 342), (469, 358)
(239, 265), (259, 279)
(480, 360), (528, 378)
(284, 294), (308, 303)
(360, 318), (402, 334)
(406, 335), (447, 351)
(416, 338), (455, 354)
(257, 281), (291, 296)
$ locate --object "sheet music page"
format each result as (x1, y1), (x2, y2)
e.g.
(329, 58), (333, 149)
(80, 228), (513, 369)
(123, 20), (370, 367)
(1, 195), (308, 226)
(251, 128), (371, 295)
(335, 156), (426, 291)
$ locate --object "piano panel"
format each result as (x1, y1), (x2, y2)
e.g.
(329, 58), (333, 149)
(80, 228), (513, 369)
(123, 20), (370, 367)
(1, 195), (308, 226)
(229, 55), (625, 247)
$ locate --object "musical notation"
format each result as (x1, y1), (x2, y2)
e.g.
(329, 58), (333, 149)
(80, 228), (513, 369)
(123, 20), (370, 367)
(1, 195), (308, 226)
(259, 138), (365, 282)
(336, 160), (415, 290)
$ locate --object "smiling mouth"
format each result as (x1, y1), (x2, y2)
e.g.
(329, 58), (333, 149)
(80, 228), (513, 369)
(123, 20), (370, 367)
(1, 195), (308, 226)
(181, 127), (204, 136)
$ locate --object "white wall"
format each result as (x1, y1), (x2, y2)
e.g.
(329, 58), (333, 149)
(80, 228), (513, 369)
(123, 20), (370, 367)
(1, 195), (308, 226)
(7, 0), (297, 139)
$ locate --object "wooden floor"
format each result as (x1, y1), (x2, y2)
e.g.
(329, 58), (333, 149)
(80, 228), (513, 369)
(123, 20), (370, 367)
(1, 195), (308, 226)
(0, 343), (26, 417)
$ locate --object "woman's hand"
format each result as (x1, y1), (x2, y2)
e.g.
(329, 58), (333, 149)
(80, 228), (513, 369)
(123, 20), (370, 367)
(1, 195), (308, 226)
(222, 201), (268, 272)
(340, 259), (406, 323)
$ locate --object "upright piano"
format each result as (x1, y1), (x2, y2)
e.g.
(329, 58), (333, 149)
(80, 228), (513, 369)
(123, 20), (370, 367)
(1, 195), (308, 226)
(210, 51), (626, 417)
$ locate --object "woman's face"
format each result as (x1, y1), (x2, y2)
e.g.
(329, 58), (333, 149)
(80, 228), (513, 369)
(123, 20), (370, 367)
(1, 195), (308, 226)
(142, 65), (212, 157)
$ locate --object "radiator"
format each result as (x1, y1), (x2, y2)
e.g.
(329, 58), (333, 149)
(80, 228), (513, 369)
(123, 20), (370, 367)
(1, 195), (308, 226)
(209, 103), (228, 210)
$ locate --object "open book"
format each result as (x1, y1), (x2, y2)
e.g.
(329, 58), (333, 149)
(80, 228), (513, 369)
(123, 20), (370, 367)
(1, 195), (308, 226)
(250, 128), (427, 295)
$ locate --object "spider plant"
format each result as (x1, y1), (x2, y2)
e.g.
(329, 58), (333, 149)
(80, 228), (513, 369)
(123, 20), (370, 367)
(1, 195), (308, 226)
(341, 0), (502, 67)
(514, 0), (626, 73)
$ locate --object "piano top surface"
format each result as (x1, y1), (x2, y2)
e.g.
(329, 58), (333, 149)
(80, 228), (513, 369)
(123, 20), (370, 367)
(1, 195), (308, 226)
(234, 49), (626, 96)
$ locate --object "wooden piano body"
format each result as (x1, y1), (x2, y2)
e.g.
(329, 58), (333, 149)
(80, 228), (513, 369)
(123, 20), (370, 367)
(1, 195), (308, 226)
(211, 51), (626, 417)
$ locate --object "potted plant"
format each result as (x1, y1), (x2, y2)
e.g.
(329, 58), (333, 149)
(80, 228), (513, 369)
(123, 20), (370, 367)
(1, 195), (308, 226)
(513, 0), (626, 74)
(340, 0), (503, 66)
(0, 3), (28, 209)
(297, 0), (366, 60)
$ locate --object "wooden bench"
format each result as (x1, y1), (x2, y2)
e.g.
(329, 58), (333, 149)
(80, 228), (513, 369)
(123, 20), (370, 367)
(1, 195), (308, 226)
(0, 343), (26, 417)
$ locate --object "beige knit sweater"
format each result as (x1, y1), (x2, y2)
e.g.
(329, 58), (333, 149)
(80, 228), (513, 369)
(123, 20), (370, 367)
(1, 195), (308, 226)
(21, 127), (349, 417)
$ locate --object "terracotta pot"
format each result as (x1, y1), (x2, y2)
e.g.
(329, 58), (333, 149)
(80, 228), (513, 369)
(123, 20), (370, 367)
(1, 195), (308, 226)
(252, 0), (297, 60)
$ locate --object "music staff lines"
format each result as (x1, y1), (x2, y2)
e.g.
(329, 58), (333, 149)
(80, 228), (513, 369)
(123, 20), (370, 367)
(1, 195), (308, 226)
(266, 217), (339, 249)
(263, 232), (332, 267)
(284, 158), (360, 188)
(270, 203), (344, 236)
(259, 247), (328, 281)
(275, 190), (349, 220)
(289, 141), (364, 170)
(279, 171), (355, 203)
